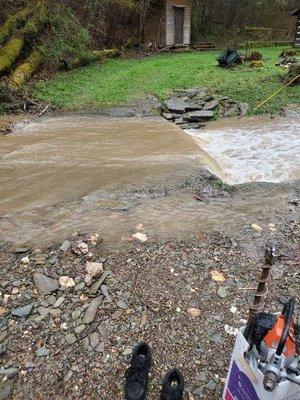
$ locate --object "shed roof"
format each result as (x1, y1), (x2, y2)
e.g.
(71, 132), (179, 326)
(291, 8), (300, 16)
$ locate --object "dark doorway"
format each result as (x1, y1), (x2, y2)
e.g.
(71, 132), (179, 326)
(174, 7), (184, 44)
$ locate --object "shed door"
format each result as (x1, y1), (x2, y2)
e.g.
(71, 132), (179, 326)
(174, 7), (184, 44)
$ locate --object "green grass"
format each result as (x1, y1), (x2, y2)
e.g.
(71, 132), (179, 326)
(35, 46), (299, 114)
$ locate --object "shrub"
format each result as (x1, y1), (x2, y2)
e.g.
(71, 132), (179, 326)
(38, 2), (91, 68)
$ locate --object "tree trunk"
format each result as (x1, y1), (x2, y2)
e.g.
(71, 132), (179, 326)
(0, 7), (47, 76)
(226, 0), (238, 28)
(60, 49), (119, 71)
(0, 38), (24, 76)
(9, 50), (42, 87)
(0, 7), (32, 46)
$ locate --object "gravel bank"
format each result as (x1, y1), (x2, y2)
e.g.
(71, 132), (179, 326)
(0, 216), (299, 399)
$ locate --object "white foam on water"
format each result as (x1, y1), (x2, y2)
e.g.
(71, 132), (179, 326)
(187, 115), (300, 184)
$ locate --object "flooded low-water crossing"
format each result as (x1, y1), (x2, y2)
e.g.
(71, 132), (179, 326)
(0, 114), (299, 247)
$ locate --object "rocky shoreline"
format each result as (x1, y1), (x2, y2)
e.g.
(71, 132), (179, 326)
(161, 88), (248, 131)
(0, 219), (299, 399)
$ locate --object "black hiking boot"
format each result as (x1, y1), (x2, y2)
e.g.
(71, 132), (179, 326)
(125, 342), (152, 400)
(160, 369), (184, 400)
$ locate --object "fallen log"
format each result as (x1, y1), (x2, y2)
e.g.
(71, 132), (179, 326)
(60, 49), (119, 71)
(0, 8), (32, 46)
(9, 50), (42, 87)
(0, 38), (24, 75)
(0, 7), (47, 76)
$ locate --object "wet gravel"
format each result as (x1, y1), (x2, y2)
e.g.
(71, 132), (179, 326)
(0, 218), (299, 399)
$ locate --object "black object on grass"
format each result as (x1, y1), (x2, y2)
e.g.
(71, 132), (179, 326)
(217, 48), (243, 68)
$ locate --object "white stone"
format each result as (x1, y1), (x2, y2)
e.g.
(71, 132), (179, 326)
(224, 324), (238, 336)
(251, 223), (262, 232)
(132, 232), (148, 243)
(59, 276), (75, 288)
(20, 256), (30, 265)
(85, 262), (103, 278)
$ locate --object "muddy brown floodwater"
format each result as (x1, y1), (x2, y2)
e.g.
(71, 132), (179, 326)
(0, 114), (299, 248)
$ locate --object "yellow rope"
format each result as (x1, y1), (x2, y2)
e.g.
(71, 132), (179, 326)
(251, 73), (300, 114)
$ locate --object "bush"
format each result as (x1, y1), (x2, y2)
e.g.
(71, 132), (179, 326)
(38, 2), (91, 68)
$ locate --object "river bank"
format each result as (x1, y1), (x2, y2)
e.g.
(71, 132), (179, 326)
(0, 112), (299, 399)
(0, 218), (299, 399)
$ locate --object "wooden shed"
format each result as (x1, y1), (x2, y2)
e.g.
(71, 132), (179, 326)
(292, 9), (300, 48)
(143, 0), (191, 48)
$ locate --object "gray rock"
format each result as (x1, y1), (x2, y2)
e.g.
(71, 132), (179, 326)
(185, 110), (214, 122)
(217, 286), (228, 299)
(49, 308), (61, 317)
(101, 285), (112, 302)
(14, 247), (30, 254)
(0, 382), (12, 400)
(47, 295), (56, 306)
(210, 333), (223, 345)
(33, 273), (59, 296)
(166, 98), (186, 114)
(206, 379), (218, 391)
(203, 100), (219, 110)
(184, 88), (208, 99)
(72, 309), (82, 320)
(89, 332), (100, 348)
(181, 122), (206, 130)
(83, 297), (102, 324)
(0, 316), (9, 329)
(102, 107), (136, 118)
(53, 296), (65, 308)
(37, 306), (49, 318)
(48, 257), (58, 265)
(0, 368), (18, 378)
(90, 270), (111, 295)
(36, 347), (50, 357)
(123, 347), (133, 356)
(239, 102), (249, 117)
(24, 362), (36, 369)
(224, 104), (239, 117)
(59, 241), (72, 252)
(196, 372), (207, 383)
(162, 113), (175, 121)
(74, 324), (86, 334)
(278, 296), (289, 305)
(75, 282), (85, 292)
(116, 300), (128, 309)
(0, 344), (6, 356)
(96, 342), (105, 353)
(184, 102), (202, 111)
(65, 334), (76, 344)
(11, 304), (33, 318)
(174, 117), (184, 124)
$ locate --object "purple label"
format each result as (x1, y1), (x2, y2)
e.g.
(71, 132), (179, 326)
(226, 361), (260, 400)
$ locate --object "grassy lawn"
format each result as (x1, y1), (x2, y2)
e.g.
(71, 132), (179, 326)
(35, 46), (299, 114)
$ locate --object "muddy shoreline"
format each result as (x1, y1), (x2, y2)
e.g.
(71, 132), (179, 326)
(0, 113), (299, 249)
(0, 111), (299, 400)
